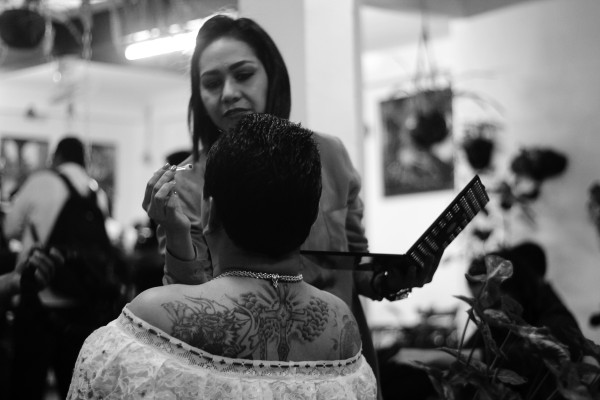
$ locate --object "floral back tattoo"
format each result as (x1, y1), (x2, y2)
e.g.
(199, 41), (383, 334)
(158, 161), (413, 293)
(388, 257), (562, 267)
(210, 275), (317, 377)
(161, 283), (359, 361)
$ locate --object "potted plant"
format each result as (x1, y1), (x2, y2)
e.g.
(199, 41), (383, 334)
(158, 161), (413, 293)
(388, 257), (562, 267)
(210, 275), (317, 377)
(412, 255), (600, 400)
(461, 121), (500, 172)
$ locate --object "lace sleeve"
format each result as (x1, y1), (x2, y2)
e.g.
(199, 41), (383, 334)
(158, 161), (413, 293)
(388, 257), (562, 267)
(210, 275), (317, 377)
(68, 309), (377, 400)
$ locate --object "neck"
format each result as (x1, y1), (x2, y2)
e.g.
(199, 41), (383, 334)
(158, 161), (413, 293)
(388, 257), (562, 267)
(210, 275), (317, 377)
(203, 220), (303, 277)
(211, 236), (302, 277)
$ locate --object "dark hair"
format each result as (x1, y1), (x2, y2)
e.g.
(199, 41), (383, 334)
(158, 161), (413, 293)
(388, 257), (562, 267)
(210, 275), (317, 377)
(204, 113), (321, 257)
(165, 149), (191, 166)
(53, 136), (86, 167)
(188, 14), (291, 160)
(509, 241), (547, 278)
(468, 242), (547, 313)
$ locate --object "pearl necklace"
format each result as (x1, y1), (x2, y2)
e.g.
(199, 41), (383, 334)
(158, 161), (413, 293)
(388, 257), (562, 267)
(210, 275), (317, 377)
(214, 270), (303, 288)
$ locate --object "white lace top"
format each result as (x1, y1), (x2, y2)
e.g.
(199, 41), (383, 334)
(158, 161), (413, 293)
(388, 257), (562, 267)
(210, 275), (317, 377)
(67, 307), (377, 399)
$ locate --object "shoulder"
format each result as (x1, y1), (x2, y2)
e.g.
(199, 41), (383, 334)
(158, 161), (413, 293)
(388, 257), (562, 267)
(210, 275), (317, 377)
(128, 285), (192, 332)
(56, 163), (92, 189)
(312, 132), (355, 169)
(23, 169), (62, 185)
(305, 285), (363, 357)
(12, 169), (65, 199)
(312, 132), (345, 152)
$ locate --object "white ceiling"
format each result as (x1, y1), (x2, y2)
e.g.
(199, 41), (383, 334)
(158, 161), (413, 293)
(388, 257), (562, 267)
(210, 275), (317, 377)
(0, 0), (533, 102)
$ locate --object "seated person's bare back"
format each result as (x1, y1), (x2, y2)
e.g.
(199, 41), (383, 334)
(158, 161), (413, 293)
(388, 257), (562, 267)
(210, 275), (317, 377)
(130, 278), (361, 362)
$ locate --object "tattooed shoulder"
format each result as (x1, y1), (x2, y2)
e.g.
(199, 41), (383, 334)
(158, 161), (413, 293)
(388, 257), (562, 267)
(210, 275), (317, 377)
(159, 284), (356, 361)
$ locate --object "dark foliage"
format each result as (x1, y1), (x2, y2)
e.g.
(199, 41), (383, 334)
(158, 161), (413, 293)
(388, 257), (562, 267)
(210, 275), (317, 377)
(510, 148), (568, 182)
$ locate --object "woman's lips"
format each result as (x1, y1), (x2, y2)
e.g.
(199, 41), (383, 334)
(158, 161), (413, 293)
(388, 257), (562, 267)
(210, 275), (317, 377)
(223, 108), (251, 118)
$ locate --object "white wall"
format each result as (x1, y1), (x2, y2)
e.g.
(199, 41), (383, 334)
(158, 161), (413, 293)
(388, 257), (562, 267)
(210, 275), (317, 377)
(240, 0), (364, 167)
(361, 0), (600, 343)
(2, 0), (599, 344)
(0, 61), (190, 230)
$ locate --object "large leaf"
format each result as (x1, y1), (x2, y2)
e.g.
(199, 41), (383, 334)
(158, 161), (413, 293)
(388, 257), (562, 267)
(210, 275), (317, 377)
(580, 338), (600, 363)
(574, 361), (600, 385)
(551, 361), (598, 400)
(454, 294), (476, 308)
(500, 295), (524, 321)
(479, 280), (503, 309)
(509, 325), (571, 367)
(446, 361), (524, 400)
(485, 255), (513, 283)
(482, 309), (515, 329)
(465, 272), (487, 284)
(477, 315), (508, 361)
(494, 368), (528, 386)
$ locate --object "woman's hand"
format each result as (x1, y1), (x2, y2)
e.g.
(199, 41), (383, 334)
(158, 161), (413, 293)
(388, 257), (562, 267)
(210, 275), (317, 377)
(143, 164), (190, 232)
(370, 252), (441, 300)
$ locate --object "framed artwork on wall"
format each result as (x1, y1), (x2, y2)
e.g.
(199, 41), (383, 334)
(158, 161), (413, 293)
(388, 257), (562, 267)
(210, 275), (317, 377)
(380, 88), (454, 196)
(89, 142), (116, 211)
(0, 136), (49, 202)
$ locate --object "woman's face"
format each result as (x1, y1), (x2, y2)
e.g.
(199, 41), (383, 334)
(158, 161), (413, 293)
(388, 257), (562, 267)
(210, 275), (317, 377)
(199, 37), (268, 133)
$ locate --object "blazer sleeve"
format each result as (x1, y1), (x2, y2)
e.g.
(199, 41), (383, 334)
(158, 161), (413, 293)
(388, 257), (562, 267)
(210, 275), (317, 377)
(157, 156), (212, 285)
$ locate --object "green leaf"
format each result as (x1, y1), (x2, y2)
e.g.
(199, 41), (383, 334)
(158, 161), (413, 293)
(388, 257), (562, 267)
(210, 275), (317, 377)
(482, 309), (515, 328)
(479, 280), (503, 309)
(580, 338), (600, 363)
(485, 255), (513, 283)
(500, 295), (524, 320)
(454, 294), (476, 308)
(465, 272), (487, 283)
(477, 317), (508, 360)
(575, 362), (600, 385)
(509, 325), (571, 366)
(495, 368), (527, 385)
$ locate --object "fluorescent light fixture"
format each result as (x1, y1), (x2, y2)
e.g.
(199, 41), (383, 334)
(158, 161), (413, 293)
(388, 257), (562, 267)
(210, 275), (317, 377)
(125, 31), (196, 60)
(123, 16), (221, 61)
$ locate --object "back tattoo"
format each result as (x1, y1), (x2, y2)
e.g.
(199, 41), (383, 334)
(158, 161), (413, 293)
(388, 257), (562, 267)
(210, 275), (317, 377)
(161, 284), (358, 361)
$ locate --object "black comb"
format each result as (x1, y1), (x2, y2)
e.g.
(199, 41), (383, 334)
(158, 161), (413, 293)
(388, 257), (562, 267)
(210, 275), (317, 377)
(301, 175), (489, 270)
(404, 174), (489, 268)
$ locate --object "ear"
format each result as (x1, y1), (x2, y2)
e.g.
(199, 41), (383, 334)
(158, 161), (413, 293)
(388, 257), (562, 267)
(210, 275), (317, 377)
(201, 196), (221, 234)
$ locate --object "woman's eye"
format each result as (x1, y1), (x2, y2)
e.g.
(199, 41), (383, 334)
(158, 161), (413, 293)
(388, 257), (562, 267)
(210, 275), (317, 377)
(201, 78), (222, 90)
(235, 71), (254, 82)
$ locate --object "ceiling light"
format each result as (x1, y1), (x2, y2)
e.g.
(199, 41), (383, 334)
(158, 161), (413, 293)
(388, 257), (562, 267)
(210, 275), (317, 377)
(123, 17), (210, 61)
(124, 31), (196, 60)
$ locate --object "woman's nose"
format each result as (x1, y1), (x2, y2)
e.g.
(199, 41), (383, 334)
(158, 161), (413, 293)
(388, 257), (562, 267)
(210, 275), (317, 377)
(221, 78), (241, 103)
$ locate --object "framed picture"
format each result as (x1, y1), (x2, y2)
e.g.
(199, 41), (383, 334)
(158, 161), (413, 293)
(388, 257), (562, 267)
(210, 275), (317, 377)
(380, 88), (454, 196)
(0, 136), (49, 202)
(89, 143), (116, 210)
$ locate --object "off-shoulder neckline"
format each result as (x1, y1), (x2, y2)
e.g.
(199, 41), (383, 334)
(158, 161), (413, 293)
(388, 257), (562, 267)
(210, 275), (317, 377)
(120, 305), (364, 369)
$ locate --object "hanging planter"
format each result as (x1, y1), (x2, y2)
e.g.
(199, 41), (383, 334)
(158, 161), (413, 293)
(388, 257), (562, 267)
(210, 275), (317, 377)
(510, 147), (568, 182)
(407, 89), (452, 150)
(462, 121), (500, 172)
(380, 10), (455, 196)
(0, 8), (47, 49)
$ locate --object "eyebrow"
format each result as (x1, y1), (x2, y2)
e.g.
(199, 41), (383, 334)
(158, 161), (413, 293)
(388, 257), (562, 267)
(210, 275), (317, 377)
(200, 60), (256, 78)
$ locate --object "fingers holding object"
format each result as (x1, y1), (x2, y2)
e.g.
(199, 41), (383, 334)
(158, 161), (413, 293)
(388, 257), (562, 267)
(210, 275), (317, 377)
(157, 180), (178, 217)
(143, 164), (176, 211)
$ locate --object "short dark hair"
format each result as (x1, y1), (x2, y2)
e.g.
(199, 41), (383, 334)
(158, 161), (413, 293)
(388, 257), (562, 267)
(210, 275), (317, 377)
(467, 242), (546, 310)
(204, 113), (321, 257)
(188, 14), (291, 160)
(509, 241), (547, 278)
(53, 136), (85, 167)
